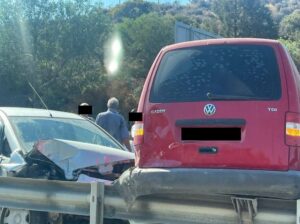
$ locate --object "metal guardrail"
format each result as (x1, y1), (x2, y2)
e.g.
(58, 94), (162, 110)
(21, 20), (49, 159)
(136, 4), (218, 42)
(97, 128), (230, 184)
(0, 177), (91, 216)
(0, 177), (298, 224)
(104, 194), (297, 224)
(0, 177), (103, 224)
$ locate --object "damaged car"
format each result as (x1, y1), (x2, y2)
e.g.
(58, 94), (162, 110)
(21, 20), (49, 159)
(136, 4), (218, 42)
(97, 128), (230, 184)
(0, 107), (134, 224)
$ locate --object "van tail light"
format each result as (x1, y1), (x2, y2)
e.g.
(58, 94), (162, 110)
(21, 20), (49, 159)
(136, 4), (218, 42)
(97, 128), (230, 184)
(286, 112), (300, 146)
(132, 122), (144, 145)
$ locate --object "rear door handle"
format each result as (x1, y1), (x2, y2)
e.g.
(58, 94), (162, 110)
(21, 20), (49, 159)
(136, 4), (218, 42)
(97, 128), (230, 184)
(199, 147), (218, 154)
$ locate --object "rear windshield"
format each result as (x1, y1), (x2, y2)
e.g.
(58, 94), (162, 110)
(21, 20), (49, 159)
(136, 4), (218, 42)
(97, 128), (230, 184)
(150, 44), (281, 102)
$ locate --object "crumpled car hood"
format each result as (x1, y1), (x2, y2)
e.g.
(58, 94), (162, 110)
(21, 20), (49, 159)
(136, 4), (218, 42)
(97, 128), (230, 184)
(33, 139), (135, 179)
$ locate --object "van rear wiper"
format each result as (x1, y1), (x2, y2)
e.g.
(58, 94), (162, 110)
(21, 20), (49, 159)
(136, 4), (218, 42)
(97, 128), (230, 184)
(206, 92), (271, 100)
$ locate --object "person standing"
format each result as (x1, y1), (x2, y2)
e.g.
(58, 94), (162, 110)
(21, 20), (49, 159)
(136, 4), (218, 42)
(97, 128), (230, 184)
(78, 102), (94, 121)
(96, 97), (131, 150)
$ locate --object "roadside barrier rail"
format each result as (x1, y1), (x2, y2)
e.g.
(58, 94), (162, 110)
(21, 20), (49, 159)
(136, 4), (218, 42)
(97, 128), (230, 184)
(0, 177), (297, 224)
(0, 177), (103, 224)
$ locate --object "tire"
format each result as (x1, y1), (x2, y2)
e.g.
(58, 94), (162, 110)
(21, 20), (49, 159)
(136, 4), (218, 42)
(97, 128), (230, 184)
(0, 208), (48, 224)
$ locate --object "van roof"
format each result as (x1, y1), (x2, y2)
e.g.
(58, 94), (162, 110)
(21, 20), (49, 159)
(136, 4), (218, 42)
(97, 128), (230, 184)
(163, 38), (280, 51)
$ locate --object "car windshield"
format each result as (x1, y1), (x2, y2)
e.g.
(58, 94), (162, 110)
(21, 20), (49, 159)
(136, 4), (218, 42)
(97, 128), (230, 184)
(9, 116), (123, 152)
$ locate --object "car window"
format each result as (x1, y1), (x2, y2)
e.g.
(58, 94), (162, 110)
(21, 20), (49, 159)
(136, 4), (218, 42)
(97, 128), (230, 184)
(71, 123), (119, 147)
(0, 120), (3, 141)
(150, 44), (282, 102)
(0, 120), (11, 157)
(9, 116), (122, 152)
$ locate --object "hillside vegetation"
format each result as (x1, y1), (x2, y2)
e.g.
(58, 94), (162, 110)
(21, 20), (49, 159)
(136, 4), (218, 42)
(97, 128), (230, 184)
(0, 0), (299, 116)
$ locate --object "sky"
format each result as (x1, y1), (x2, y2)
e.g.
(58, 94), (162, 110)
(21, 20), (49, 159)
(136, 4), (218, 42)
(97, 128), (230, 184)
(100, 0), (190, 8)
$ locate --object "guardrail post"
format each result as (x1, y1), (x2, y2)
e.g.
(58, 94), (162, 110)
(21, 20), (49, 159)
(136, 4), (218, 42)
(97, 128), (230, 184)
(90, 182), (104, 224)
(297, 200), (300, 224)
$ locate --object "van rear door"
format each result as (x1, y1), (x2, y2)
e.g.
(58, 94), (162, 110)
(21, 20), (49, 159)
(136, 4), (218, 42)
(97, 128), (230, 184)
(141, 43), (289, 170)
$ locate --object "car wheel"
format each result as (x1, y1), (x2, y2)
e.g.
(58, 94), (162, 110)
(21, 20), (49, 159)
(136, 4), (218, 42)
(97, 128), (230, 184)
(0, 208), (47, 224)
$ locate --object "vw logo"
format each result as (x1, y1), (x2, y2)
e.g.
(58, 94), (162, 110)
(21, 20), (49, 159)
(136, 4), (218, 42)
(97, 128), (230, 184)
(204, 104), (216, 116)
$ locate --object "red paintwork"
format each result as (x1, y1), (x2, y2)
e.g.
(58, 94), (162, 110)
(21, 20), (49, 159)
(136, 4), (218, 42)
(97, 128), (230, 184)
(279, 44), (300, 169)
(135, 38), (300, 170)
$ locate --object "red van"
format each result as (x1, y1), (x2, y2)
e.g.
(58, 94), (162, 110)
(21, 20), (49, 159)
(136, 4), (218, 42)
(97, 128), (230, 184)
(132, 38), (300, 172)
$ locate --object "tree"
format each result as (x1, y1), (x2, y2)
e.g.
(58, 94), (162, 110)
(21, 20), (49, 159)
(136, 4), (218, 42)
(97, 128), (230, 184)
(212, 0), (278, 38)
(0, 0), (36, 106)
(30, 0), (112, 111)
(199, 11), (223, 35)
(278, 10), (300, 71)
(280, 39), (300, 70)
(117, 13), (174, 79)
(109, 13), (174, 111)
(0, 0), (112, 112)
(279, 10), (300, 40)
(110, 0), (155, 22)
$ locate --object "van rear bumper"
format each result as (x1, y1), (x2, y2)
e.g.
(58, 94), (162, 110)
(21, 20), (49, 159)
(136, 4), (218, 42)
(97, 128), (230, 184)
(116, 168), (300, 203)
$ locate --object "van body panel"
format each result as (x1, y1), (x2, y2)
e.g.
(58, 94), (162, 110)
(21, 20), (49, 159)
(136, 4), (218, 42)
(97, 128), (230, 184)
(139, 101), (288, 169)
(279, 44), (300, 113)
(135, 38), (292, 170)
(278, 43), (300, 169)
